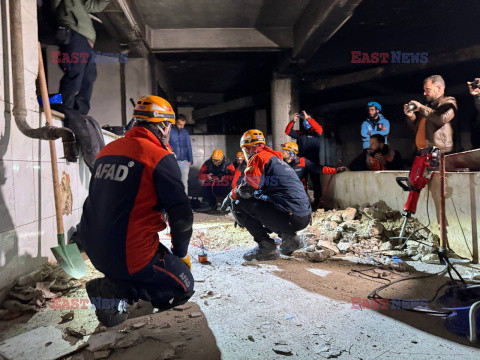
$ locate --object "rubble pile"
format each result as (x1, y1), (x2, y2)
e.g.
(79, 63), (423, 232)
(294, 201), (440, 266)
(0, 260), (100, 321)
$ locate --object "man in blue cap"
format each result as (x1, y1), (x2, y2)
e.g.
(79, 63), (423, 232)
(361, 102), (390, 149)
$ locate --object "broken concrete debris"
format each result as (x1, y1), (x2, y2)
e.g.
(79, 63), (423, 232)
(0, 326), (87, 360)
(59, 311), (75, 324)
(294, 201), (440, 267)
(0, 261), (100, 320)
(272, 346), (293, 356)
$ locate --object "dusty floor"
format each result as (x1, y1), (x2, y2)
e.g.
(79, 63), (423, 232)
(1, 212), (480, 359)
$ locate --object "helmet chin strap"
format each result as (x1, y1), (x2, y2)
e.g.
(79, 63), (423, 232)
(242, 144), (263, 160)
(136, 121), (172, 147)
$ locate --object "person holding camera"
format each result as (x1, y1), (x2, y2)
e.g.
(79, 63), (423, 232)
(52, 0), (110, 115)
(361, 102), (390, 149)
(284, 110), (323, 208)
(467, 78), (480, 149)
(404, 75), (457, 153)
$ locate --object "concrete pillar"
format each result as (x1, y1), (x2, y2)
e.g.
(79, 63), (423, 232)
(254, 109), (267, 136)
(271, 73), (298, 151)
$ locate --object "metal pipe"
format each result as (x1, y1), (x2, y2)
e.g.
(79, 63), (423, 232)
(9, 0), (75, 143)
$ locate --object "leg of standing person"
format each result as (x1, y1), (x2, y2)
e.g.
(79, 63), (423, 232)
(75, 42), (97, 115)
(58, 31), (90, 110)
(177, 160), (189, 194)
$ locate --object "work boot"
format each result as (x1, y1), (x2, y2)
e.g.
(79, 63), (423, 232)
(243, 239), (279, 261)
(86, 278), (129, 327)
(280, 233), (303, 256)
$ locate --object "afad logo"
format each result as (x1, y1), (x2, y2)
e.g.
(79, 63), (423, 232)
(351, 51), (428, 64)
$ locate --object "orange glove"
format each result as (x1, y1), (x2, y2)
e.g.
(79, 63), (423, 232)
(181, 254), (191, 269)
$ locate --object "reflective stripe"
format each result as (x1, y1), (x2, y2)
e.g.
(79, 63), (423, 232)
(153, 265), (188, 292)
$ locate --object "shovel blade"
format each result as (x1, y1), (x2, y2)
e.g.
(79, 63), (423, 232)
(51, 243), (87, 279)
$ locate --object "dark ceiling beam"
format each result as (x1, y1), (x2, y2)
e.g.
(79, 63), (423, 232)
(311, 45), (480, 91)
(313, 84), (466, 113)
(193, 96), (256, 119)
(176, 92), (224, 104)
(148, 28), (292, 52)
(293, 0), (362, 62)
(98, 0), (150, 57)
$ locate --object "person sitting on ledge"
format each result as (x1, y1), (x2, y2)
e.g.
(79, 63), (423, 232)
(349, 134), (403, 171)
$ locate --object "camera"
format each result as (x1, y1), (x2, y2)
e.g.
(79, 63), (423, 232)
(407, 103), (417, 111)
(470, 80), (480, 90)
(297, 113), (306, 120)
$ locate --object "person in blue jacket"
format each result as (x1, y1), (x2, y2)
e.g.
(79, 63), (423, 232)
(169, 114), (193, 193)
(361, 102), (390, 149)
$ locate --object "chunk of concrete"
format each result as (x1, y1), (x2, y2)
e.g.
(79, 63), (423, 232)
(342, 207), (357, 221)
(87, 331), (124, 352)
(0, 326), (87, 360)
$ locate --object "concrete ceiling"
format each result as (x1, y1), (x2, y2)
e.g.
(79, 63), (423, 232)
(134, 0), (310, 29)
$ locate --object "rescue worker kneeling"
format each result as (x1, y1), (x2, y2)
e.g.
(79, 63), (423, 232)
(199, 149), (235, 208)
(222, 130), (312, 260)
(78, 95), (194, 327)
(281, 142), (346, 192)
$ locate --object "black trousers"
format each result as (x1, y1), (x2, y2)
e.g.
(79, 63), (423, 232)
(310, 172), (322, 203)
(59, 30), (97, 115)
(95, 246), (194, 310)
(232, 198), (310, 243)
(202, 182), (231, 206)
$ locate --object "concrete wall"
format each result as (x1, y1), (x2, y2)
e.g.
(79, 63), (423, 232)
(0, 0), (118, 290)
(46, 50), (152, 128)
(322, 170), (480, 263)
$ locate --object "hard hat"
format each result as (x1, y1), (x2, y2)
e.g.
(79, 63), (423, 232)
(132, 95), (176, 123)
(240, 129), (265, 148)
(212, 149), (224, 165)
(282, 142), (298, 154)
(367, 101), (382, 112)
(236, 151), (245, 160)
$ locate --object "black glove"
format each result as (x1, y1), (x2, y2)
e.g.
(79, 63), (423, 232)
(220, 194), (232, 211)
(238, 185), (255, 199)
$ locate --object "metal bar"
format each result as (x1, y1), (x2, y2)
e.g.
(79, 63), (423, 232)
(439, 152), (447, 249)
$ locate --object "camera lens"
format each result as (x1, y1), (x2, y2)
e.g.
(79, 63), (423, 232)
(408, 103), (416, 111)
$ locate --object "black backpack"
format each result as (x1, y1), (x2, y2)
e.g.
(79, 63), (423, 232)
(37, 0), (60, 45)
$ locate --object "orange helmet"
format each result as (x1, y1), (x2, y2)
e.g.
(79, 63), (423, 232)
(132, 95), (175, 124)
(240, 129), (265, 148)
(282, 142), (298, 154)
(212, 149), (224, 165)
(236, 151), (245, 161)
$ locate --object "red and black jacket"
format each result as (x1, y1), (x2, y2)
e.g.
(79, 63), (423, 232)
(287, 157), (337, 190)
(78, 126), (193, 279)
(198, 158), (235, 186)
(285, 118), (323, 164)
(233, 146), (311, 217)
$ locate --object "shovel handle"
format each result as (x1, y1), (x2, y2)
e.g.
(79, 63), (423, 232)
(38, 43), (65, 240)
